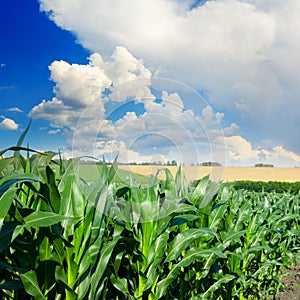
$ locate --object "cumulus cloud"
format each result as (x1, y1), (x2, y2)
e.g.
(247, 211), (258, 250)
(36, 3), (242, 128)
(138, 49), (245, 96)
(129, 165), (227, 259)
(29, 47), (236, 165)
(30, 46), (153, 127)
(95, 140), (154, 163)
(38, 0), (277, 106)
(220, 135), (300, 167)
(29, 43), (300, 166)
(0, 117), (19, 130)
(38, 0), (300, 155)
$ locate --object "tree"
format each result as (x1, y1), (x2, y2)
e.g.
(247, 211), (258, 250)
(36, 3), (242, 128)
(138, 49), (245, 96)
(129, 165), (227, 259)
(254, 163), (274, 167)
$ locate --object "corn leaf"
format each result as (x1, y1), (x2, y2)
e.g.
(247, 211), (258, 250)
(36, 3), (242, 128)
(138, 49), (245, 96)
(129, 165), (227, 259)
(20, 270), (46, 300)
(24, 211), (74, 227)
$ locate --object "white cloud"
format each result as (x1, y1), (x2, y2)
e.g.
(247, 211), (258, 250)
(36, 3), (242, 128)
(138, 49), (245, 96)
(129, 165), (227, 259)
(95, 140), (154, 163)
(7, 107), (23, 113)
(30, 98), (80, 129)
(48, 129), (61, 135)
(262, 146), (300, 164)
(220, 135), (300, 167)
(35, 43), (300, 167)
(38, 0), (277, 98)
(30, 47), (154, 128)
(222, 135), (259, 162)
(30, 47), (233, 165)
(0, 117), (19, 130)
(49, 59), (110, 109)
(38, 0), (300, 155)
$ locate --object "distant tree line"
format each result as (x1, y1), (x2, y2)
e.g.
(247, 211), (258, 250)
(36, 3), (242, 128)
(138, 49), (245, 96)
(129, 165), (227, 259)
(124, 160), (178, 166)
(254, 163), (274, 167)
(199, 162), (222, 166)
(79, 160), (226, 167)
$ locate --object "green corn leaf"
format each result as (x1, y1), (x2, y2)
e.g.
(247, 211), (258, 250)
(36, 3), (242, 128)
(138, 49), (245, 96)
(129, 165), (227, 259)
(199, 181), (221, 209)
(0, 157), (15, 173)
(0, 173), (40, 196)
(66, 248), (79, 288)
(241, 245), (272, 260)
(219, 230), (247, 250)
(0, 146), (44, 157)
(209, 201), (228, 231)
(144, 231), (169, 290)
(89, 236), (122, 298)
(59, 171), (78, 234)
(111, 274), (129, 295)
(226, 251), (243, 274)
(38, 237), (51, 261)
(178, 247), (226, 268)
(0, 188), (16, 229)
(16, 120), (31, 147)
(52, 238), (65, 265)
(189, 175), (209, 206)
(112, 251), (123, 274)
(170, 214), (199, 226)
(108, 156), (118, 183)
(11, 224), (24, 243)
(164, 168), (175, 191)
(160, 199), (197, 219)
(203, 251), (225, 274)
(77, 273), (91, 300)
(175, 166), (188, 197)
(55, 265), (72, 296)
(155, 248), (224, 299)
(20, 270), (46, 300)
(200, 274), (235, 298)
(166, 228), (216, 262)
(78, 251), (92, 278)
(155, 266), (179, 299)
(70, 177), (85, 218)
(46, 165), (61, 213)
(234, 202), (252, 231)
(24, 211), (74, 227)
(249, 226), (267, 246)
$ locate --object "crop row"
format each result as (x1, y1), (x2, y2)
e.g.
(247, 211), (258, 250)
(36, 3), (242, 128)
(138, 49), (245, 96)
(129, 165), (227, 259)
(0, 148), (299, 299)
(233, 180), (300, 194)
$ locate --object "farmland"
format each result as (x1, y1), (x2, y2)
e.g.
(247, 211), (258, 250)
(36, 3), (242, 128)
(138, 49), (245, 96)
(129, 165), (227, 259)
(0, 148), (299, 299)
(119, 165), (300, 182)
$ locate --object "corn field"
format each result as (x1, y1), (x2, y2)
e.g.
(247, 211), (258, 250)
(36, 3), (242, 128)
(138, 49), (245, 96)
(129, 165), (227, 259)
(0, 146), (299, 299)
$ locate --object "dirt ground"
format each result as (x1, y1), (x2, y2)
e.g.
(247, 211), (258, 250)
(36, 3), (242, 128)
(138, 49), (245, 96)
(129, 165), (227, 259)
(119, 165), (300, 182)
(278, 261), (300, 300)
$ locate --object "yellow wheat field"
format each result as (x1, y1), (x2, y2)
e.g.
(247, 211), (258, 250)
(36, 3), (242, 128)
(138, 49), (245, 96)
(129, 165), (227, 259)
(119, 165), (300, 182)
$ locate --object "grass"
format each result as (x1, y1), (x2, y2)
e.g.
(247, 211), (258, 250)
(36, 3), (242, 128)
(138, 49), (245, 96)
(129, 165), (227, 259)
(0, 145), (299, 299)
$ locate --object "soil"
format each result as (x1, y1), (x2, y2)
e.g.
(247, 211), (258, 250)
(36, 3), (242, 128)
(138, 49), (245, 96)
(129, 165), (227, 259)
(278, 261), (300, 300)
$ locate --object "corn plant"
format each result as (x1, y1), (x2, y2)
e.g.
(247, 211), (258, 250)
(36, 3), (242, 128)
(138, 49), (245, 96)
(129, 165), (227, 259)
(0, 141), (299, 299)
(0, 149), (122, 299)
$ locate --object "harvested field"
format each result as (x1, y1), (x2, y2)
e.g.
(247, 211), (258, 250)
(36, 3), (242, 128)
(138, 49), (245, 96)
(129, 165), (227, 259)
(119, 165), (300, 182)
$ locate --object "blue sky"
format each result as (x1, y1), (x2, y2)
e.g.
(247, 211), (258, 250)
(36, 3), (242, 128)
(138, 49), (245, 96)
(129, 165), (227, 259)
(1, 0), (300, 167)
(0, 0), (89, 149)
